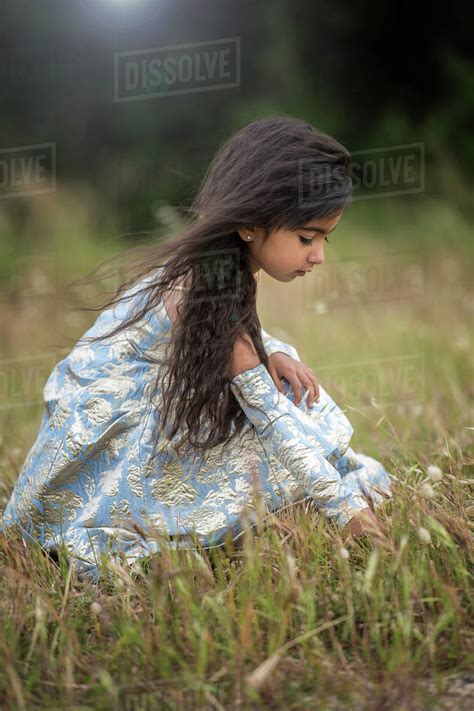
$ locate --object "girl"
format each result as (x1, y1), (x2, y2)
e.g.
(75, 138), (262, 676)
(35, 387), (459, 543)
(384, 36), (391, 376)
(0, 116), (392, 583)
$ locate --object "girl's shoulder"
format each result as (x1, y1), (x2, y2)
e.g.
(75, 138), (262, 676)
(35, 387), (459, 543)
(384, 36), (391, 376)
(157, 266), (192, 325)
(113, 264), (191, 327)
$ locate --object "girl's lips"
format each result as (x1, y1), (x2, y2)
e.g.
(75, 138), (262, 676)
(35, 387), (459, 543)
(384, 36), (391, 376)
(295, 270), (306, 276)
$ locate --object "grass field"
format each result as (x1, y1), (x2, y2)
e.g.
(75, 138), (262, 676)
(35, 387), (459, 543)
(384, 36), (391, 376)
(0, 186), (472, 709)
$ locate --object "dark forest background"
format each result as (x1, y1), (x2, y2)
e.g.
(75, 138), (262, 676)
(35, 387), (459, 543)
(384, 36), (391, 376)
(0, 0), (472, 235)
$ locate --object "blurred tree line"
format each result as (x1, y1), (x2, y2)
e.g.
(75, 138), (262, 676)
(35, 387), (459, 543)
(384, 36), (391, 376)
(0, 0), (472, 236)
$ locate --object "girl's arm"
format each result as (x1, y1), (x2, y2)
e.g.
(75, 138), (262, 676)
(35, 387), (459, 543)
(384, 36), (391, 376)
(228, 335), (369, 529)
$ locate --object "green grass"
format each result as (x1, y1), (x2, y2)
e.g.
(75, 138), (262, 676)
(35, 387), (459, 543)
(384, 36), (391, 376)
(0, 185), (472, 709)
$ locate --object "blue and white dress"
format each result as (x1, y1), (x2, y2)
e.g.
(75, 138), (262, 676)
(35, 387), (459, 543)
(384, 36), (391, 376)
(0, 268), (393, 582)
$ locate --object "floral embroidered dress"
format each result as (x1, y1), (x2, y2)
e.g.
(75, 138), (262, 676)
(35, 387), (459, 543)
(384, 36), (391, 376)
(0, 268), (392, 582)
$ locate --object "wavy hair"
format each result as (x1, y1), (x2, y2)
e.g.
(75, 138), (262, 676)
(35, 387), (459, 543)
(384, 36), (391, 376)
(69, 115), (353, 462)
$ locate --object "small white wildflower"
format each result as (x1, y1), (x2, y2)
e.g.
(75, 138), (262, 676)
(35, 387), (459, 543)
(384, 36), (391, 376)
(338, 546), (350, 559)
(371, 396), (379, 408)
(427, 465), (443, 482)
(91, 602), (102, 615)
(420, 482), (435, 498)
(246, 509), (258, 526)
(313, 301), (327, 315)
(417, 527), (432, 544)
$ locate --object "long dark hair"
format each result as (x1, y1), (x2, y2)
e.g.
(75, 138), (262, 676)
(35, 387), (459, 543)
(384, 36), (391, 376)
(69, 115), (352, 463)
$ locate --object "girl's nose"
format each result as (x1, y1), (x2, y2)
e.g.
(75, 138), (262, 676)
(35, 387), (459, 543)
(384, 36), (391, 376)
(308, 247), (325, 266)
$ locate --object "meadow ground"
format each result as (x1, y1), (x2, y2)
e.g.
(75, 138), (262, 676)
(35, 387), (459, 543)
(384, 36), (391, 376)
(0, 188), (472, 709)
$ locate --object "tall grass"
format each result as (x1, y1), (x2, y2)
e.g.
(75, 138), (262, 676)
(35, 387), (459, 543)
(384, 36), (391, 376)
(0, 184), (472, 709)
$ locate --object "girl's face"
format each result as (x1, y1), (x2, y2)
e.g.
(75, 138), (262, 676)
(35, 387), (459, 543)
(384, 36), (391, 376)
(238, 211), (344, 282)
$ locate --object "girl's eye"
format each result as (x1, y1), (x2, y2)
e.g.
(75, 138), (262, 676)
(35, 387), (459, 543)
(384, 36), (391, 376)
(298, 235), (331, 245)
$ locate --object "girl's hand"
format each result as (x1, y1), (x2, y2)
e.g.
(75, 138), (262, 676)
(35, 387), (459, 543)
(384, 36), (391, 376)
(267, 352), (320, 407)
(344, 508), (385, 540)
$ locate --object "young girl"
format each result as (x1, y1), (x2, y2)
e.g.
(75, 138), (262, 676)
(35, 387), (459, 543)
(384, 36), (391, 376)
(0, 116), (392, 583)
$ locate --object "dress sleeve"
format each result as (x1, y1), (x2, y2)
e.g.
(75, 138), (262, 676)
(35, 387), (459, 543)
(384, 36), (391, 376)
(261, 327), (300, 361)
(229, 362), (369, 528)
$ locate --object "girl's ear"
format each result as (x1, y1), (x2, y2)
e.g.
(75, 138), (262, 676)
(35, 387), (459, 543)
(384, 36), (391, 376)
(237, 227), (254, 242)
